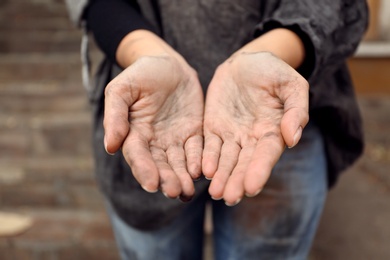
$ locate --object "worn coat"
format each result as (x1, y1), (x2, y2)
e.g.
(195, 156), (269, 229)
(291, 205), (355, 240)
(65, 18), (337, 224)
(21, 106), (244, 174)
(66, 0), (368, 230)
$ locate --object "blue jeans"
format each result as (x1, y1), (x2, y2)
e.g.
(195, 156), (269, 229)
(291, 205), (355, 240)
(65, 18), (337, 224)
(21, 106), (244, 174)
(105, 122), (328, 260)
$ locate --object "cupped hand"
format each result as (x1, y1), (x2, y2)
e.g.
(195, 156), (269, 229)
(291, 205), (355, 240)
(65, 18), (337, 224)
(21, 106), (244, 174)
(104, 55), (204, 201)
(202, 52), (309, 206)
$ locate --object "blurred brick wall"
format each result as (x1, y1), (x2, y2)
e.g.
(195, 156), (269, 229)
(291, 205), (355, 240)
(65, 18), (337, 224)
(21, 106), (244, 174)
(0, 0), (81, 53)
(0, 0), (119, 259)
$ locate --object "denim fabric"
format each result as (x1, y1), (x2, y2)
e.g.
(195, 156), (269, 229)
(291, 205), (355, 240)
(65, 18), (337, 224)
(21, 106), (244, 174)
(106, 122), (327, 260)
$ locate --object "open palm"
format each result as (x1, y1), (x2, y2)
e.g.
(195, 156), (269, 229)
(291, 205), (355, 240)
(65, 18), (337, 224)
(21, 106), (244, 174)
(104, 55), (204, 200)
(203, 52), (309, 205)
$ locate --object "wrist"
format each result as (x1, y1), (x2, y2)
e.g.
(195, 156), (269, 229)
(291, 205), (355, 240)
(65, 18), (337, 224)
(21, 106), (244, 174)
(235, 28), (305, 69)
(116, 29), (182, 68)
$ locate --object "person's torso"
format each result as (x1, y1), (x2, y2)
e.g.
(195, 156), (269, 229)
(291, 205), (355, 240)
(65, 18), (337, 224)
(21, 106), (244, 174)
(140, 0), (263, 88)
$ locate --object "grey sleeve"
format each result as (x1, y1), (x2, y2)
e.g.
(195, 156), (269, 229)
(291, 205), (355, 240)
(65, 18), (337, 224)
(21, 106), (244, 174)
(256, 0), (369, 81)
(65, 0), (90, 27)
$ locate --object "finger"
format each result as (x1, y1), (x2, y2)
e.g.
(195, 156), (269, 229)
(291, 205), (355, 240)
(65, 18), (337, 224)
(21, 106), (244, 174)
(280, 79), (309, 148)
(202, 134), (223, 179)
(151, 147), (182, 199)
(244, 131), (285, 196)
(184, 135), (203, 179)
(104, 80), (136, 154)
(167, 145), (195, 200)
(208, 140), (240, 200)
(281, 107), (308, 148)
(122, 134), (159, 193)
(223, 145), (255, 206)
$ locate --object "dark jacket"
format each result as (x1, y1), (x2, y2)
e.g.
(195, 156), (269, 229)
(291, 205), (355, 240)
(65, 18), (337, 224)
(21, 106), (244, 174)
(67, 0), (368, 230)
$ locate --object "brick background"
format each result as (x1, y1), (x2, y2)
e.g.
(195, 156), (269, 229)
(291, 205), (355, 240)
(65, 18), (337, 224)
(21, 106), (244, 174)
(0, 0), (119, 259)
(0, 0), (81, 53)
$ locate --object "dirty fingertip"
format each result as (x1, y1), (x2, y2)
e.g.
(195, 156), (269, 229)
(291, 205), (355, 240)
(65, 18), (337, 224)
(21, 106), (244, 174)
(289, 126), (303, 149)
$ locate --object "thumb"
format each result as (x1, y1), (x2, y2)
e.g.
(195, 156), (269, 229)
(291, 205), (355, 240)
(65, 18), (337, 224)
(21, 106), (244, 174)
(280, 107), (309, 148)
(103, 72), (137, 154)
(279, 74), (309, 148)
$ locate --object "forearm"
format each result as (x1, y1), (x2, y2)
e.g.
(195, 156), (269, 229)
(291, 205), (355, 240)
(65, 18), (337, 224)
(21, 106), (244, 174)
(116, 30), (185, 68)
(234, 28), (305, 69)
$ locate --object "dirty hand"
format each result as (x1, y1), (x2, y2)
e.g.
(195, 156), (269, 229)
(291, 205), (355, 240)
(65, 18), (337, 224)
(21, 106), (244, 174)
(202, 52), (309, 206)
(103, 55), (204, 201)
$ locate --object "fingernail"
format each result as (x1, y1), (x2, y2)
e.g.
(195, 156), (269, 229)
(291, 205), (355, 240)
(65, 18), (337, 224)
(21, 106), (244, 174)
(106, 151), (115, 156)
(211, 196), (222, 201)
(225, 198), (242, 207)
(162, 191), (180, 200)
(289, 126), (302, 149)
(245, 188), (262, 198)
(205, 176), (213, 181)
(143, 186), (158, 194)
(104, 136), (115, 155)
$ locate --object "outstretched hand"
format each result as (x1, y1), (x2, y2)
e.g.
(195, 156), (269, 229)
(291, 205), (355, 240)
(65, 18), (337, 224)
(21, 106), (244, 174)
(202, 52), (309, 206)
(103, 55), (204, 201)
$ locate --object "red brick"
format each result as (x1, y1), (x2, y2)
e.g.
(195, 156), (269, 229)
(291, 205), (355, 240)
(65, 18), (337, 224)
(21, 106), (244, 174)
(80, 221), (116, 242)
(0, 131), (29, 158)
(0, 58), (81, 81)
(0, 247), (33, 260)
(78, 245), (120, 260)
(0, 185), (57, 208)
